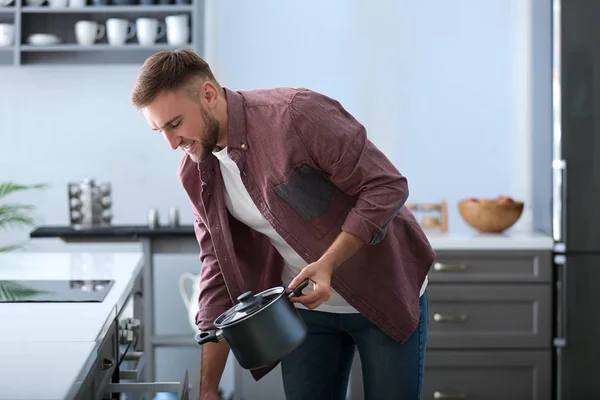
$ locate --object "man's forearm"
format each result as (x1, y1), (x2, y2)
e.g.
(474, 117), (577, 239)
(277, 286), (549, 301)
(319, 231), (365, 273)
(199, 341), (230, 399)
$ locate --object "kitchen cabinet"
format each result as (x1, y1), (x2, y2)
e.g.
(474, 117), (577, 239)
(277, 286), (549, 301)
(0, 251), (193, 400)
(423, 250), (553, 400)
(0, 0), (201, 66)
(73, 259), (191, 399)
(28, 227), (555, 399)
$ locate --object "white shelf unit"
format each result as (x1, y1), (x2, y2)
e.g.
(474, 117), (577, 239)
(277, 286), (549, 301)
(0, 1), (201, 65)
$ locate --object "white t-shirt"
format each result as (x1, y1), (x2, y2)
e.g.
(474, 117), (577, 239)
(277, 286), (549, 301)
(212, 147), (427, 313)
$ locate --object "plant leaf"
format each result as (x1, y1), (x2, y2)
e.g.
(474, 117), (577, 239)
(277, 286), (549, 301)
(0, 182), (48, 199)
(0, 244), (23, 252)
(0, 212), (37, 229)
(0, 281), (52, 301)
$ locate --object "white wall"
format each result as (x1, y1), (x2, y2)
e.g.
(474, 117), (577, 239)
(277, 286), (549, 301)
(0, 66), (195, 251)
(0, 0), (547, 252)
(204, 0), (543, 235)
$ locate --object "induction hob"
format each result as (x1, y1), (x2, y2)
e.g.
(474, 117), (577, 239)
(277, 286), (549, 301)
(0, 279), (115, 303)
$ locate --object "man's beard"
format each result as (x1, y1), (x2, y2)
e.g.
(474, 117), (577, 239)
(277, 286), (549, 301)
(190, 106), (220, 163)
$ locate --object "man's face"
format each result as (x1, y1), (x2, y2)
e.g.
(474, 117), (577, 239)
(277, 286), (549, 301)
(142, 86), (220, 163)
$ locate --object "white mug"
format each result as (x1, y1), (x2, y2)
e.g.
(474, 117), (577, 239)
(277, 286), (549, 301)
(0, 23), (14, 47)
(48, 0), (68, 7)
(106, 18), (135, 46)
(165, 14), (189, 45)
(75, 20), (104, 46)
(136, 18), (166, 46)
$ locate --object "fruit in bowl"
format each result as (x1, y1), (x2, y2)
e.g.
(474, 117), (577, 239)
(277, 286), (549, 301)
(458, 195), (524, 233)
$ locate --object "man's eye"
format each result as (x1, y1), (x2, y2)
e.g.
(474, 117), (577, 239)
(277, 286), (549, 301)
(170, 121), (181, 129)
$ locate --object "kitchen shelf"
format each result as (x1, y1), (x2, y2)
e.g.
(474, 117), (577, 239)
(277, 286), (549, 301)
(21, 4), (192, 13)
(0, 47), (13, 65)
(21, 43), (191, 51)
(1, 1), (201, 66)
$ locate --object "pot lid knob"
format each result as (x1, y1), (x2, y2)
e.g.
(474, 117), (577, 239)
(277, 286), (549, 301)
(235, 291), (262, 312)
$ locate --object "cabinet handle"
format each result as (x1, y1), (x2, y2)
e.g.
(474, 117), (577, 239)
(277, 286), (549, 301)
(433, 313), (468, 323)
(434, 392), (467, 399)
(433, 262), (467, 272)
(101, 358), (114, 371)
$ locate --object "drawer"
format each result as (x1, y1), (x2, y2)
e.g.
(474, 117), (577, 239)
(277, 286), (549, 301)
(74, 320), (119, 400)
(426, 284), (552, 349)
(107, 369), (190, 400)
(93, 320), (119, 399)
(423, 350), (551, 400)
(429, 251), (552, 283)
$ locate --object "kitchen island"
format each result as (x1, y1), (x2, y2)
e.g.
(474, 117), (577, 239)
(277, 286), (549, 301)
(29, 224), (554, 400)
(0, 251), (190, 400)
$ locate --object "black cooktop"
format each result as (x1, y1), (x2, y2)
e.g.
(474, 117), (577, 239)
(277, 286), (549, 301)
(0, 279), (115, 303)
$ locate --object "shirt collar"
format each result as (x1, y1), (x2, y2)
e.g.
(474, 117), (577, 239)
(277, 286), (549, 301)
(223, 87), (249, 152)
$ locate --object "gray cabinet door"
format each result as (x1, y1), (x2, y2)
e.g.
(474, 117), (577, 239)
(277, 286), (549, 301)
(423, 351), (551, 400)
(426, 284), (552, 349)
(430, 251), (552, 283)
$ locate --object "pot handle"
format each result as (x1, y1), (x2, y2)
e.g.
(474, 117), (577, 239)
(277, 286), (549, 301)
(195, 330), (224, 345)
(288, 278), (310, 299)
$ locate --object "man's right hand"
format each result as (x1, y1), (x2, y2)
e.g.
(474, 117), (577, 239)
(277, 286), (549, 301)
(198, 340), (230, 400)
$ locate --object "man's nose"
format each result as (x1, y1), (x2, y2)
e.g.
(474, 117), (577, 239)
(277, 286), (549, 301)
(165, 132), (180, 150)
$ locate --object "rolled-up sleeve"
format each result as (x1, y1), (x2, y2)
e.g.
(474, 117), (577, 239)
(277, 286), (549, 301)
(289, 89), (409, 245)
(192, 209), (234, 331)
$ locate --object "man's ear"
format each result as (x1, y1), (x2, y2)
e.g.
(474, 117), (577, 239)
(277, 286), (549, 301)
(200, 81), (219, 109)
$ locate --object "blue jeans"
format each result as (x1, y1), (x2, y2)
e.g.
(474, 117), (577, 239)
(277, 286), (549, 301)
(281, 291), (428, 400)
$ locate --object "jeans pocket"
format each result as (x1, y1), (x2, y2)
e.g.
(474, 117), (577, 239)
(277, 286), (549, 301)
(273, 164), (333, 221)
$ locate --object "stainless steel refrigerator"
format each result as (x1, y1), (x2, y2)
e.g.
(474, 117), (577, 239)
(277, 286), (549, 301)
(550, 1), (600, 399)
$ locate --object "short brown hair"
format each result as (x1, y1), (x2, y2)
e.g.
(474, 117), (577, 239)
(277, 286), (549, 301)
(131, 49), (221, 109)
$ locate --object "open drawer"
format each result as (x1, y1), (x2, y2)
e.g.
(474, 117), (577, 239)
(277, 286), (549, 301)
(106, 369), (190, 400)
(104, 347), (191, 400)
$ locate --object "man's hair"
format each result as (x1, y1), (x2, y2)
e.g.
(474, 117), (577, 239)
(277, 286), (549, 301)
(131, 49), (221, 109)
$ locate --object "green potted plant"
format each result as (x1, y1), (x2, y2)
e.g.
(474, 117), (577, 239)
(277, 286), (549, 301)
(0, 182), (48, 252)
(0, 181), (52, 301)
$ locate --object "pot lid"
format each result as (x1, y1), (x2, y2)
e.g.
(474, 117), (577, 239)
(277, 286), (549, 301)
(214, 287), (283, 326)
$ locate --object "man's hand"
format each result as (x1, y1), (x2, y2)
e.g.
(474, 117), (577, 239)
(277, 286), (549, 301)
(288, 258), (336, 309)
(288, 231), (365, 310)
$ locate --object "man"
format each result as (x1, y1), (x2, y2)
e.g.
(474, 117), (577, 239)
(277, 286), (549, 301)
(132, 49), (435, 400)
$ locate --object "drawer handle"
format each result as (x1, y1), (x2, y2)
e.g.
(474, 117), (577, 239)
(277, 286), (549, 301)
(433, 262), (467, 272)
(434, 392), (467, 399)
(101, 358), (114, 371)
(433, 313), (468, 323)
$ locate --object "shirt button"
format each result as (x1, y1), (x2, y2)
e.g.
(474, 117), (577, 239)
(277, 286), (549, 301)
(240, 143), (247, 149)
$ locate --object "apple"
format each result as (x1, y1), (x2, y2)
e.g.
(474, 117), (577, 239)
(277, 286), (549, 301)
(496, 195), (515, 205)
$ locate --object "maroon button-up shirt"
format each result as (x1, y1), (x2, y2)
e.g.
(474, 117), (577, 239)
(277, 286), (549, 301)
(178, 87), (435, 380)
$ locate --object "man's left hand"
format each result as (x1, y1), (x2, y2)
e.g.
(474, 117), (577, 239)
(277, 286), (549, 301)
(288, 259), (336, 310)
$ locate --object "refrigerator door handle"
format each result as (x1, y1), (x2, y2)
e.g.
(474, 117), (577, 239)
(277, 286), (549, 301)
(553, 159), (567, 250)
(553, 254), (567, 348)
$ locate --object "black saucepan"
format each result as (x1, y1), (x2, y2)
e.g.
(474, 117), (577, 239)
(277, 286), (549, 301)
(195, 278), (310, 370)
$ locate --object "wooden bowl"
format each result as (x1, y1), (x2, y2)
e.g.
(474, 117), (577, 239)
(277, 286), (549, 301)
(458, 199), (524, 233)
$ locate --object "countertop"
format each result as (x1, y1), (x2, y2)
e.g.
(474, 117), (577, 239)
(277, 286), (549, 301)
(30, 224), (555, 251)
(0, 251), (144, 400)
(426, 230), (554, 251)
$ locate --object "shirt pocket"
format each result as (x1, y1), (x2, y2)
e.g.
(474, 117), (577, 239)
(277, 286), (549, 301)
(272, 163), (348, 239)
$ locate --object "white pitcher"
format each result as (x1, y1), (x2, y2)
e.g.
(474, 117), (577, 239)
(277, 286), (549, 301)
(178, 272), (201, 332)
